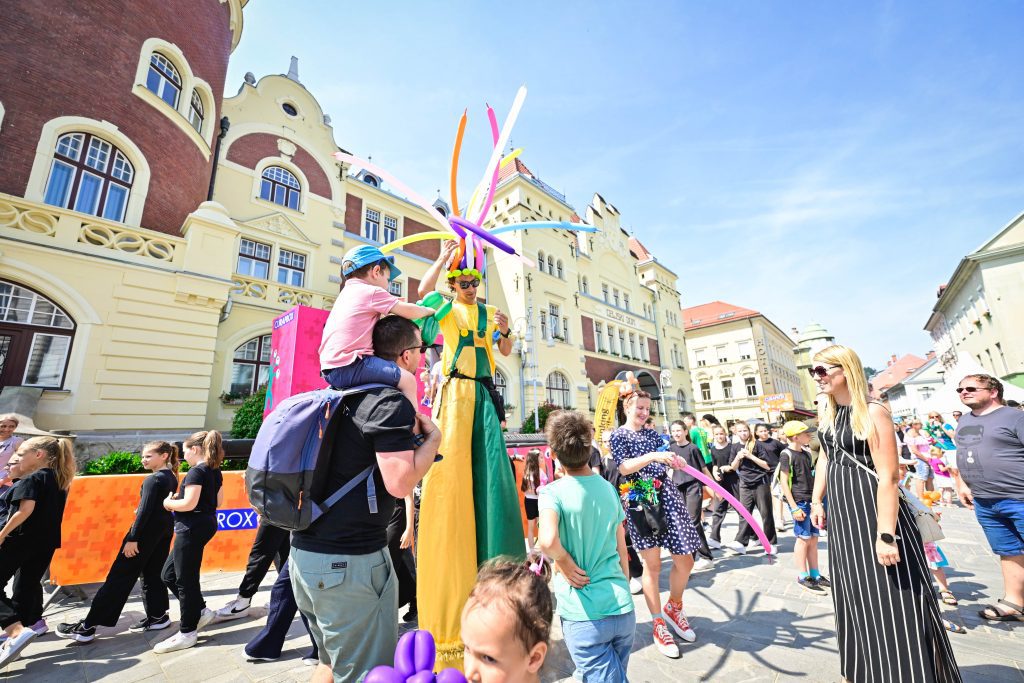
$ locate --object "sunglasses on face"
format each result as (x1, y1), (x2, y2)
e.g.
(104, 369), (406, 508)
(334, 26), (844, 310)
(955, 386), (984, 394)
(404, 342), (443, 355)
(807, 364), (840, 379)
(456, 279), (480, 290)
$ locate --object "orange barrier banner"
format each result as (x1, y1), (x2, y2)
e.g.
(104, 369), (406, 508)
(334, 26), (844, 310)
(51, 472), (257, 586)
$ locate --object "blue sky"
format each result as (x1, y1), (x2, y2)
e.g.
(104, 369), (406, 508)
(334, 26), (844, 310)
(227, 1), (1024, 370)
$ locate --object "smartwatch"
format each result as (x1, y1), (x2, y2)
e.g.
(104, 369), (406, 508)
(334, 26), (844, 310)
(878, 532), (898, 544)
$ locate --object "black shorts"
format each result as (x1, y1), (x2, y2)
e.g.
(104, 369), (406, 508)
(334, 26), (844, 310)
(524, 496), (539, 520)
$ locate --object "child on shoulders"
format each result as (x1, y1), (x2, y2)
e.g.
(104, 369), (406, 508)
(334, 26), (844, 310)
(779, 421), (830, 594)
(318, 245), (436, 422)
(537, 411), (635, 682)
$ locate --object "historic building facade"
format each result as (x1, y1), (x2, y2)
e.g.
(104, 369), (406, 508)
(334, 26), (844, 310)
(682, 301), (810, 424)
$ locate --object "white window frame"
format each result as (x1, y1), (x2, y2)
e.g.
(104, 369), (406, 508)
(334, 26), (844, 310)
(364, 208), (381, 242)
(382, 214), (399, 244)
(238, 238), (272, 279)
(277, 249), (306, 288)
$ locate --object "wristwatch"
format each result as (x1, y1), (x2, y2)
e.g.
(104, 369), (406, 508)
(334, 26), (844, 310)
(499, 329), (511, 338)
(878, 532), (900, 544)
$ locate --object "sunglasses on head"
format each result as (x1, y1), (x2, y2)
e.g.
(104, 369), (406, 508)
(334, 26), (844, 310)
(955, 386), (984, 394)
(807, 364), (840, 379)
(456, 279), (480, 290)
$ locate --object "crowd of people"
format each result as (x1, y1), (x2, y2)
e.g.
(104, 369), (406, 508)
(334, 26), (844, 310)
(0, 238), (1019, 682)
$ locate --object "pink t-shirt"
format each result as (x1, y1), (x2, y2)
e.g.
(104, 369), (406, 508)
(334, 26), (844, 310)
(319, 279), (400, 370)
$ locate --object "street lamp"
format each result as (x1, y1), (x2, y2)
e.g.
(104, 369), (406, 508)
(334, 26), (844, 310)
(658, 368), (673, 433)
(511, 310), (541, 432)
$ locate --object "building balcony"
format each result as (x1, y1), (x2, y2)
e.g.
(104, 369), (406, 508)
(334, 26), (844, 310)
(229, 275), (335, 311)
(0, 193), (185, 268)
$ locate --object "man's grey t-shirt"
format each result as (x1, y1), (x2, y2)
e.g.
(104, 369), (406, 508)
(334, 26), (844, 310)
(954, 406), (1024, 501)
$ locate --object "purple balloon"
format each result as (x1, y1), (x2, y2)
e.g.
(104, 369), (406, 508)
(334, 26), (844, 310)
(437, 669), (469, 683)
(364, 666), (404, 683)
(408, 672), (436, 683)
(394, 631), (418, 678)
(449, 216), (516, 255)
(412, 630), (436, 673)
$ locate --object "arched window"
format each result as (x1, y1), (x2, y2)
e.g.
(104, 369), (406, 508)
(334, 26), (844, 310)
(581, 277), (589, 294)
(556, 260), (564, 279)
(43, 132), (134, 222)
(546, 371), (571, 408)
(146, 53), (182, 108)
(494, 369), (508, 404)
(188, 90), (204, 133)
(260, 166), (301, 210)
(546, 256), (555, 275)
(363, 174), (379, 187)
(230, 334), (271, 396)
(676, 390), (687, 412)
(0, 281), (76, 389)
(537, 251), (546, 273)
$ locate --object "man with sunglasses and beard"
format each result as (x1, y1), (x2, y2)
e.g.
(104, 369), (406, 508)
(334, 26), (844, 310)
(954, 374), (1024, 623)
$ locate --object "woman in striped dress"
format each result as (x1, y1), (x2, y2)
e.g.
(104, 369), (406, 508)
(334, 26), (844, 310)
(809, 345), (960, 683)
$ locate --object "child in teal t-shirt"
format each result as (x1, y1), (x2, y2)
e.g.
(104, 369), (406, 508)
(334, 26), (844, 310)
(538, 411), (635, 682)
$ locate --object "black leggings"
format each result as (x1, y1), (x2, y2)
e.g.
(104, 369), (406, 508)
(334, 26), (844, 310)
(709, 477), (740, 542)
(736, 482), (778, 546)
(85, 532), (172, 627)
(0, 539), (56, 629)
(162, 518), (217, 632)
(238, 521), (289, 600)
(678, 483), (712, 560)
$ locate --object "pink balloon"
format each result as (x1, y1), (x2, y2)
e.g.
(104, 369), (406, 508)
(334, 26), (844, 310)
(475, 105), (501, 226)
(681, 464), (774, 555)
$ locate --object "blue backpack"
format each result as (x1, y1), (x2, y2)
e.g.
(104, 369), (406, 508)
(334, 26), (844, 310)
(245, 384), (387, 531)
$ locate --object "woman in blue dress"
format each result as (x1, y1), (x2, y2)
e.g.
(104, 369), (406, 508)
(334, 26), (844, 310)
(610, 386), (701, 660)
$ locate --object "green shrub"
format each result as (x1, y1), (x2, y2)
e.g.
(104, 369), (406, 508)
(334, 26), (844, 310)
(179, 458), (248, 472)
(520, 403), (560, 434)
(83, 451), (146, 475)
(231, 388), (267, 439)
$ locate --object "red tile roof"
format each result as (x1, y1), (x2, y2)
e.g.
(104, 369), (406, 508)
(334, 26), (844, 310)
(628, 237), (654, 261)
(682, 301), (761, 330)
(497, 157), (535, 184)
(870, 354), (928, 392)
(569, 212), (582, 224)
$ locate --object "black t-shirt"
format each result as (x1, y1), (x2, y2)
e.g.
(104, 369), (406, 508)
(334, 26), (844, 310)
(779, 447), (815, 502)
(589, 447), (602, 471)
(709, 442), (740, 487)
(758, 438), (786, 470)
(174, 462), (222, 530)
(600, 455), (626, 492)
(669, 443), (705, 487)
(292, 387), (416, 555)
(736, 441), (772, 487)
(127, 469), (178, 541)
(10, 468), (66, 549)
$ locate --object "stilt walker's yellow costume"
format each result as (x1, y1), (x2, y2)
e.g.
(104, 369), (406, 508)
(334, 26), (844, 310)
(416, 271), (524, 666)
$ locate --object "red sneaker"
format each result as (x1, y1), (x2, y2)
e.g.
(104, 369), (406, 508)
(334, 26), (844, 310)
(664, 601), (696, 643)
(652, 617), (680, 658)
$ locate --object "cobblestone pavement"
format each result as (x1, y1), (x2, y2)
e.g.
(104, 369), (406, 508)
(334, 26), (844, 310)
(3, 505), (1022, 682)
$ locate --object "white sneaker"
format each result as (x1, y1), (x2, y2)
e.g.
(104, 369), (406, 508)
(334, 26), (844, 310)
(196, 608), (216, 631)
(153, 630), (198, 654)
(629, 577), (643, 594)
(0, 629), (36, 667)
(302, 657), (319, 666)
(693, 558), (714, 572)
(215, 596), (251, 621)
(726, 541), (747, 555)
(707, 538), (722, 549)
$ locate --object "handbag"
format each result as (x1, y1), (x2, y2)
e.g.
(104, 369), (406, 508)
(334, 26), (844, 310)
(837, 448), (945, 543)
(626, 492), (667, 537)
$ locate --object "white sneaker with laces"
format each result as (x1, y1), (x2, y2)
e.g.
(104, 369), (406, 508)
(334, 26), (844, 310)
(628, 577), (643, 594)
(153, 630), (198, 654)
(707, 538), (722, 549)
(214, 596), (251, 621)
(693, 557), (714, 572)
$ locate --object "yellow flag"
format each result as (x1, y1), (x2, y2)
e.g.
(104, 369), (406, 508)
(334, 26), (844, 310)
(594, 380), (623, 437)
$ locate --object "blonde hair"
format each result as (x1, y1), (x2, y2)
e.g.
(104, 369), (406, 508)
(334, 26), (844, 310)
(814, 344), (876, 442)
(184, 430), (224, 469)
(143, 440), (181, 474)
(21, 436), (76, 491)
(0, 414), (19, 427)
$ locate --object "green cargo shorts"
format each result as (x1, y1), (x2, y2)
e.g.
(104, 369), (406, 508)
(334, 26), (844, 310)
(290, 546), (398, 682)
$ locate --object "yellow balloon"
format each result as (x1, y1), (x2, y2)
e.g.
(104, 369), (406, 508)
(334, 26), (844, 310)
(380, 232), (457, 254)
(500, 147), (524, 168)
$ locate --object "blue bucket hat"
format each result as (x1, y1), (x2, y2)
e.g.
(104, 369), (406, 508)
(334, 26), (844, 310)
(341, 245), (401, 281)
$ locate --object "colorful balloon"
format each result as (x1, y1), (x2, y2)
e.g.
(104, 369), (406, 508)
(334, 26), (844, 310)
(449, 109), (467, 218)
(380, 232), (457, 254)
(449, 216), (516, 255)
(474, 104), (501, 226)
(334, 152), (465, 238)
(680, 464), (774, 555)
(489, 221), (598, 236)
(465, 85), (527, 220)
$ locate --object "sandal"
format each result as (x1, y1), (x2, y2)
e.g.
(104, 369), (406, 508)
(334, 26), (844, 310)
(938, 590), (958, 606)
(943, 619), (966, 634)
(978, 599), (1024, 622)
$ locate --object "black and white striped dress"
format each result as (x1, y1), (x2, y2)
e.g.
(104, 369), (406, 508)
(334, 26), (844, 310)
(821, 405), (961, 683)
